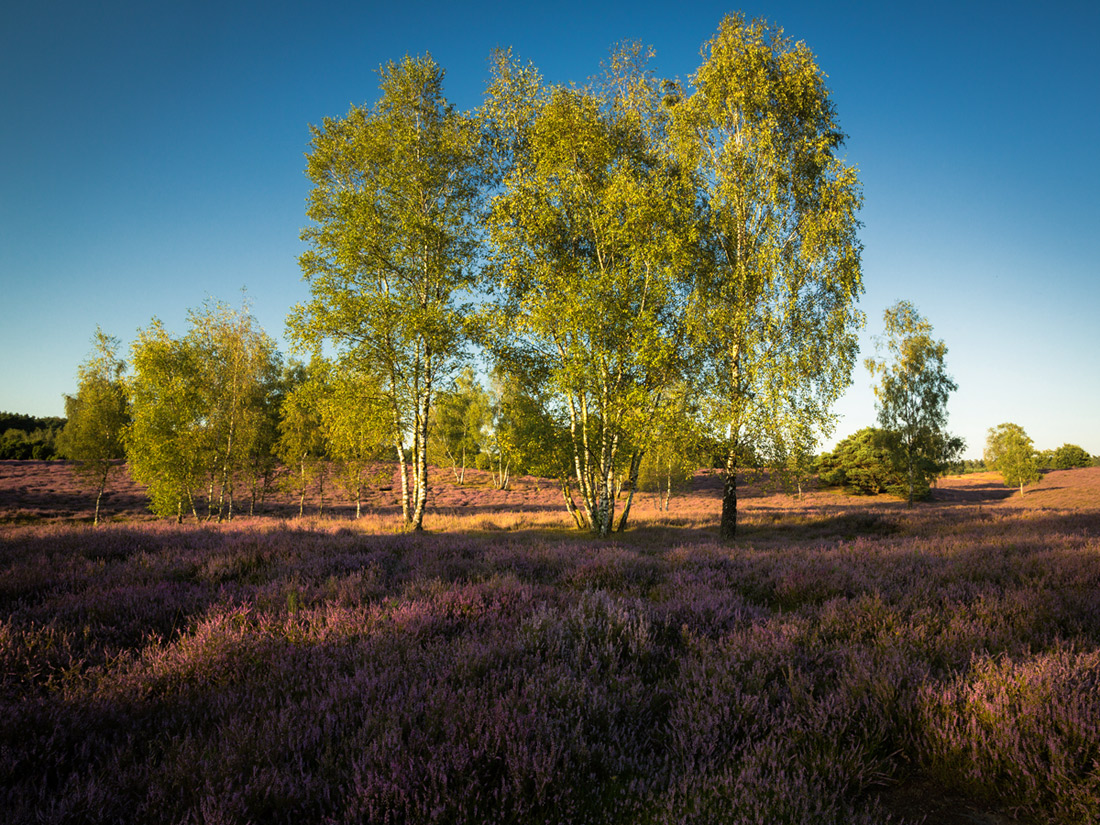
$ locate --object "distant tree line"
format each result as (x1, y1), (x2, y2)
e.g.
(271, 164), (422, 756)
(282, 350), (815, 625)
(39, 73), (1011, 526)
(818, 417), (1094, 500)
(0, 412), (66, 459)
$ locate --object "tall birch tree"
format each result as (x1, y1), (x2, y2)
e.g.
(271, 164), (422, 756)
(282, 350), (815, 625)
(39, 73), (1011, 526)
(483, 45), (695, 536)
(675, 14), (864, 540)
(290, 54), (482, 531)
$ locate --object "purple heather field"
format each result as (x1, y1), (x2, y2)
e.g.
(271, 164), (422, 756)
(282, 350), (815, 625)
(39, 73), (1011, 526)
(1, 463), (1099, 824)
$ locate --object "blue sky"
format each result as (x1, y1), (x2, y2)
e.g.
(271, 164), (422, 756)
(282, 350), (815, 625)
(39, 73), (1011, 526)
(2, 0), (1098, 458)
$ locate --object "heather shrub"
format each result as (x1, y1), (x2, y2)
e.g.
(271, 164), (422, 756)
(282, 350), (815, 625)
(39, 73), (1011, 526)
(2, 470), (1099, 823)
(918, 648), (1100, 822)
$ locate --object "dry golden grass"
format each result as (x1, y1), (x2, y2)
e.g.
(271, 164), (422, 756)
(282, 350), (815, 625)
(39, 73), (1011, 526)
(1, 461), (1096, 532)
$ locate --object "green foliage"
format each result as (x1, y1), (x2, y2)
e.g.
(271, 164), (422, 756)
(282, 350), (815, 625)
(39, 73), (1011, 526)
(317, 360), (393, 518)
(429, 367), (489, 484)
(1051, 443), (1092, 470)
(637, 384), (705, 511)
(276, 360), (329, 518)
(0, 413), (66, 459)
(817, 427), (913, 498)
(290, 54), (483, 531)
(763, 421), (819, 499)
(865, 301), (962, 506)
(1, 427), (61, 460)
(985, 422), (1041, 495)
(484, 44), (693, 535)
(0, 412), (67, 433)
(57, 328), (130, 524)
(127, 300), (281, 521)
(676, 14), (864, 539)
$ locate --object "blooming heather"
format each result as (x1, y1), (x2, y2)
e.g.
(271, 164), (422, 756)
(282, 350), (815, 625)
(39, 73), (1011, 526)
(1, 466), (1099, 822)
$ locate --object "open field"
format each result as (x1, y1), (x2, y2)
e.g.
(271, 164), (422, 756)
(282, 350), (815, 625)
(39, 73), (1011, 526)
(2, 463), (1099, 823)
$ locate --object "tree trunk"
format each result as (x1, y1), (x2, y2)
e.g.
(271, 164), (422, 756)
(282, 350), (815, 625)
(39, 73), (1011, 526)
(907, 451), (915, 508)
(298, 456), (306, 518)
(93, 464), (109, 526)
(93, 484), (104, 526)
(719, 449), (738, 542)
(218, 425), (234, 522)
(410, 391), (430, 531)
(616, 450), (643, 532)
(396, 438), (411, 524)
(560, 477), (587, 530)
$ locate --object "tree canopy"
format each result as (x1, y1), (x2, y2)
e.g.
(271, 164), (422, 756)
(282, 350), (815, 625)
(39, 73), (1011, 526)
(985, 422), (1041, 495)
(58, 328), (130, 524)
(290, 54), (483, 531)
(866, 301), (962, 506)
(1051, 443), (1092, 470)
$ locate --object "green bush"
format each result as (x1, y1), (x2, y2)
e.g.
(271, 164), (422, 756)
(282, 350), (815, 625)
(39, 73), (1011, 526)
(1051, 443), (1091, 470)
(817, 428), (924, 498)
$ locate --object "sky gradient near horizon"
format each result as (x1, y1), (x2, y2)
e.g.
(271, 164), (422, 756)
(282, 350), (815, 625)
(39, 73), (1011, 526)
(2, 0), (1098, 458)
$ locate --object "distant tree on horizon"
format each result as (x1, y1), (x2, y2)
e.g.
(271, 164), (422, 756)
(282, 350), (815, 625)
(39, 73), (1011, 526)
(985, 422), (1041, 495)
(866, 301), (963, 507)
(1051, 443), (1092, 470)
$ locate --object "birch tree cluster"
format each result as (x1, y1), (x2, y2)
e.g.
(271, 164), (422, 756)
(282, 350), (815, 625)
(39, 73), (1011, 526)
(63, 14), (868, 535)
(292, 15), (865, 536)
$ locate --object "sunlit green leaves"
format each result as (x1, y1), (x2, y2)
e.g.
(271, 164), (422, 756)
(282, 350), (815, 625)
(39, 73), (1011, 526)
(676, 13), (864, 538)
(291, 54), (483, 530)
(58, 328), (130, 524)
(985, 422), (1041, 494)
(865, 301), (961, 505)
(484, 45), (695, 536)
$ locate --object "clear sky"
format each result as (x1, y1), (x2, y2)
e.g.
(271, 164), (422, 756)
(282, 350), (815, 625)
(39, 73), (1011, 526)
(2, 0), (1097, 458)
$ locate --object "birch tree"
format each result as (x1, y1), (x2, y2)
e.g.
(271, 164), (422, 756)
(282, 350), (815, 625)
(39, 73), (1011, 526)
(865, 301), (961, 506)
(320, 362), (393, 518)
(290, 54), (482, 531)
(127, 302), (280, 521)
(59, 328), (130, 525)
(484, 45), (695, 536)
(127, 320), (209, 521)
(429, 367), (489, 484)
(985, 422), (1041, 495)
(277, 362), (328, 518)
(676, 14), (864, 540)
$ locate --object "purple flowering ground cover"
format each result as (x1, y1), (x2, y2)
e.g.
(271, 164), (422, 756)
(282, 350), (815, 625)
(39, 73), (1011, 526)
(1, 469), (1099, 823)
